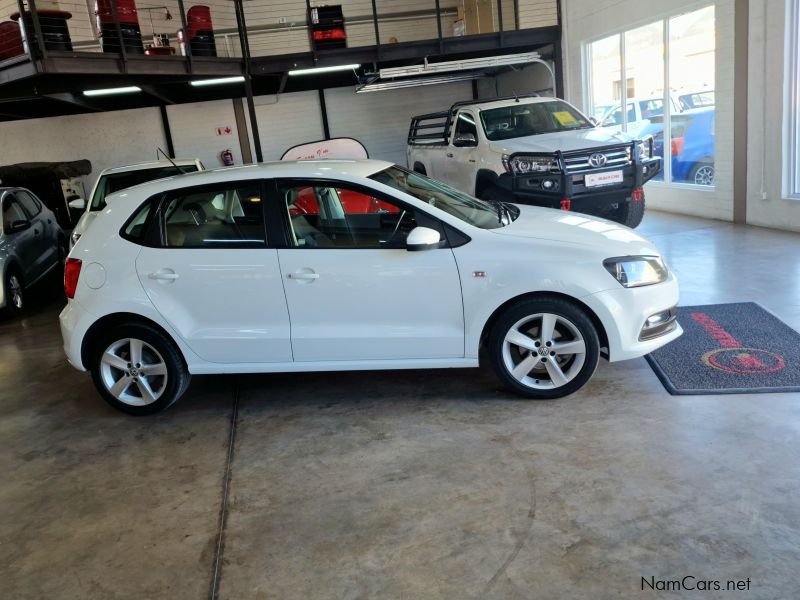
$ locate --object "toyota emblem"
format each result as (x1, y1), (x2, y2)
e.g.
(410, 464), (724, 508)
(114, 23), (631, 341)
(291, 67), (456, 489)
(588, 153), (607, 168)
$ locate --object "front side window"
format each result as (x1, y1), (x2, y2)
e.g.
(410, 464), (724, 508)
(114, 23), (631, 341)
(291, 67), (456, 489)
(2, 196), (28, 232)
(480, 100), (592, 140)
(163, 183), (265, 248)
(369, 166), (515, 229)
(283, 184), (416, 249)
(91, 165), (201, 211)
(455, 112), (478, 138)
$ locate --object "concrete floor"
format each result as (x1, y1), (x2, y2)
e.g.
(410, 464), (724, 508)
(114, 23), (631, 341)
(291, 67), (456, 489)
(1, 211), (799, 599)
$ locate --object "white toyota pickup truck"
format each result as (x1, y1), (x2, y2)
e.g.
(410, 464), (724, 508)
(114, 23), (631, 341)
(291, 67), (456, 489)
(407, 95), (661, 228)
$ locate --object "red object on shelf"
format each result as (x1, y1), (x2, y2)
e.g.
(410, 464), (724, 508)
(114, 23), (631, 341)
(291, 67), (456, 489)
(145, 45), (174, 55)
(95, 0), (139, 25)
(0, 21), (24, 60)
(312, 28), (345, 41)
(186, 5), (212, 41)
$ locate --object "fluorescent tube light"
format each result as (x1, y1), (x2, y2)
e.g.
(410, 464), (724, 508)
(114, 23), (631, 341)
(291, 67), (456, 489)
(288, 64), (360, 76)
(190, 76), (246, 87)
(83, 86), (142, 97)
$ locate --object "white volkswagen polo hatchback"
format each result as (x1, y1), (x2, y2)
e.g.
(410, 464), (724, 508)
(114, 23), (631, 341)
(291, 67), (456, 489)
(60, 160), (681, 414)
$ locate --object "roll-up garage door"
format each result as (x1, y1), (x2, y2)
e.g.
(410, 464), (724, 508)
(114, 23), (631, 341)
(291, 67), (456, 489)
(251, 91), (326, 160)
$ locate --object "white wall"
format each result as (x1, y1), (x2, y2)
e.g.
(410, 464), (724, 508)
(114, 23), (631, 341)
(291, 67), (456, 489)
(246, 91), (326, 161)
(167, 99), (245, 169)
(561, 0), (735, 222)
(0, 107), (165, 190)
(745, 0), (800, 232)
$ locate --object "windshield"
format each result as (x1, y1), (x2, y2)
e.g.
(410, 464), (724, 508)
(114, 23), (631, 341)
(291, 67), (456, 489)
(369, 166), (516, 230)
(90, 164), (200, 210)
(480, 100), (592, 140)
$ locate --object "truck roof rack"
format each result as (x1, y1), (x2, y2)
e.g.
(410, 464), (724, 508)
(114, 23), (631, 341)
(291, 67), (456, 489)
(408, 94), (551, 146)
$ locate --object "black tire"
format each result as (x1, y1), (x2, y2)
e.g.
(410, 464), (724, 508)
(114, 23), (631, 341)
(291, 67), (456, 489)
(3, 267), (25, 315)
(89, 322), (191, 415)
(613, 195), (646, 228)
(688, 161), (714, 186)
(479, 185), (507, 202)
(488, 296), (600, 399)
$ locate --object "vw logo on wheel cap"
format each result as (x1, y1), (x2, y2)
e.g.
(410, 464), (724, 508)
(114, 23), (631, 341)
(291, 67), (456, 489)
(588, 152), (607, 168)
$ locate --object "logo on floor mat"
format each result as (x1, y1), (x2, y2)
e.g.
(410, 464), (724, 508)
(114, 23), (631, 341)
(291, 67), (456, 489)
(690, 312), (786, 375)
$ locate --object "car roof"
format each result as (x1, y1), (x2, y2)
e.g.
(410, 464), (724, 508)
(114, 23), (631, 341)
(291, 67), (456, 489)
(98, 158), (200, 175)
(104, 159), (395, 201)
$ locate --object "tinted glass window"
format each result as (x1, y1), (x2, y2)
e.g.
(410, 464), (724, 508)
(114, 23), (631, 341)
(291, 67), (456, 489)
(455, 112), (478, 138)
(91, 165), (200, 211)
(481, 101), (592, 140)
(2, 196), (28, 231)
(283, 184), (414, 249)
(15, 190), (41, 217)
(163, 184), (264, 248)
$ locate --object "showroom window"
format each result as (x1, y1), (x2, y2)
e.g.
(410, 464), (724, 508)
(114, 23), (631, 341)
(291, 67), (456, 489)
(585, 6), (715, 187)
(787, 0), (800, 198)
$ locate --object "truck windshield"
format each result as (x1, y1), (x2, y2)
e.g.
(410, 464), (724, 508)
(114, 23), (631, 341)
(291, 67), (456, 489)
(90, 165), (200, 210)
(480, 100), (592, 140)
(369, 166), (516, 230)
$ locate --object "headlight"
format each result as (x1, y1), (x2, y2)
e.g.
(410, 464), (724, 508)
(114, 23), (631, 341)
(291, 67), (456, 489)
(603, 256), (668, 288)
(71, 230), (81, 245)
(637, 137), (653, 159)
(505, 154), (559, 175)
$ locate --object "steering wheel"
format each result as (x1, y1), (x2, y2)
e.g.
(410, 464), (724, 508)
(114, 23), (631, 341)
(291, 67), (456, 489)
(385, 210), (407, 244)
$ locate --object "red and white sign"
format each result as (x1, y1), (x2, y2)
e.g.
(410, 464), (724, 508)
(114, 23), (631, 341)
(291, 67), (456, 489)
(215, 125), (233, 137)
(281, 137), (369, 161)
(585, 169), (623, 188)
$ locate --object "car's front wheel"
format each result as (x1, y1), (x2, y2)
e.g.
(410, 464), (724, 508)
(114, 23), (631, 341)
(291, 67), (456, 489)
(89, 322), (190, 415)
(3, 268), (25, 314)
(488, 297), (600, 399)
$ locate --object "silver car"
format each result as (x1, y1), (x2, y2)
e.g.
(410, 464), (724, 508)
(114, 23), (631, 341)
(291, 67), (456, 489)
(0, 187), (66, 313)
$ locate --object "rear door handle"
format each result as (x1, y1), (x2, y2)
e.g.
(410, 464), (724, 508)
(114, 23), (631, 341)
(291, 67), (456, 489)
(148, 269), (180, 281)
(446, 153), (454, 158)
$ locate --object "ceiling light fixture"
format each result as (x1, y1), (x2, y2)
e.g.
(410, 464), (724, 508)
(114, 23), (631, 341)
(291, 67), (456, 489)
(190, 76), (246, 87)
(83, 86), (142, 97)
(288, 64), (360, 76)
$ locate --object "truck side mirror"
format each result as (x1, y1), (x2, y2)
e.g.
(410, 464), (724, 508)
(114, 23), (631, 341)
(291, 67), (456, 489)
(453, 133), (477, 147)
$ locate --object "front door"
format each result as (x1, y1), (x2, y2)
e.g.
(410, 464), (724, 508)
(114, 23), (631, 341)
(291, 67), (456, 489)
(135, 181), (292, 364)
(444, 110), (481, 194)
(2, 193), (40, 282)
(276, 180), (464, 362)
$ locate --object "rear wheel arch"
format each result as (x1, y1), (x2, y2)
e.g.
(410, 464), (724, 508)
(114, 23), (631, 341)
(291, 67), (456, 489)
(81, 312), (187, 370)
(479, 292), (609, 355)
(412, 161), (427, 175)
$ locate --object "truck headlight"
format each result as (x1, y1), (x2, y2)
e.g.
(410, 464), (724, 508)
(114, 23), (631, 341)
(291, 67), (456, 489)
(505, 155), (559, 175)
(603, 256), (668, 288)
(637, 137), (653, 159)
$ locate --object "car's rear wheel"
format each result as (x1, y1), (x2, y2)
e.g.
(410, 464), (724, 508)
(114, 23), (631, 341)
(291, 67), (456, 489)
(488, 297), (600, 399)
(689, 162), (714, 186)
(3, 268), (25, 314)
(90, 322), (190, 415)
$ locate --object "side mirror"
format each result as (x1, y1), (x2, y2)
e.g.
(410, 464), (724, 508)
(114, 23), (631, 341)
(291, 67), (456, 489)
(7, 219), (31, 233)
(453, 133), (477, 147)
(406, 226), (441, 252)
(68, 198), (86, 210)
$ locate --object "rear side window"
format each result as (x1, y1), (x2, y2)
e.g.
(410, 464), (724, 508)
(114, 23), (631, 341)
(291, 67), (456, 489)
(122, 202), (154, 244)
(162, 183), (265, 248)
(16, 190), (42, 217)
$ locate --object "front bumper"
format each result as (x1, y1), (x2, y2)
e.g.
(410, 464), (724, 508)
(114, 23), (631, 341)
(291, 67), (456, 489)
(582, 272), (682, 362)
(496, 147), (661, 211)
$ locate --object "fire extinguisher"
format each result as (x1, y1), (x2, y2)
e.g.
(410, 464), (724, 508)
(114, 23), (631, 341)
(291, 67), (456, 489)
(220, 148), (234, 167)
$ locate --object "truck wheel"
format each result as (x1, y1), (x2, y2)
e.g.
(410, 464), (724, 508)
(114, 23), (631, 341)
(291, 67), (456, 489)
(614, 195), (646, 228)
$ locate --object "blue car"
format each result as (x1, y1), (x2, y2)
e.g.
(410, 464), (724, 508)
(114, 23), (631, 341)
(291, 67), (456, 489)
(641, 107), (715, 185)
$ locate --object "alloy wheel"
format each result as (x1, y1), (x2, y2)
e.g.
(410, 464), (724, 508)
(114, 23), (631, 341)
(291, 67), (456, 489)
(99, 338), (168, 406)
(9, 274), (23, 310)
(501, 312), (587, 390)
(693, 165), (714, 186)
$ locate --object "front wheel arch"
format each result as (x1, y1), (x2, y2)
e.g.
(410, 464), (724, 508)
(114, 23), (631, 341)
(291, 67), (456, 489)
(81, 312), (187, 371)
(474, 169), (501, 198)
(479, 292), (609, 356)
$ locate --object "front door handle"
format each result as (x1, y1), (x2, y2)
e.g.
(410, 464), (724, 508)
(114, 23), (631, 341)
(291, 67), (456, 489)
(446, 152), (454, 158)
(287, 270), (319, 281)
(148, 269), (180, 281)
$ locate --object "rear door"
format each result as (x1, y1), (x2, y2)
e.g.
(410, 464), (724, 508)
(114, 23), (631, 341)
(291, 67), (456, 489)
(16, 190), (57, 274)
(135, 180), (292, 364)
